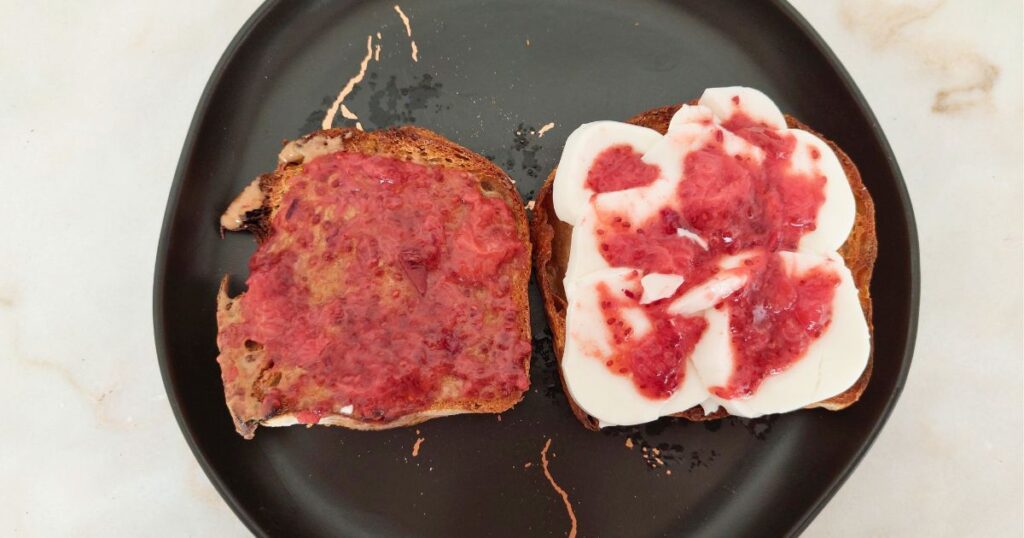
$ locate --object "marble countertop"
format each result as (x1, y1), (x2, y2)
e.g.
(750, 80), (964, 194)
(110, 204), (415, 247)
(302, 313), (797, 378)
(1, 0), (1020, 535)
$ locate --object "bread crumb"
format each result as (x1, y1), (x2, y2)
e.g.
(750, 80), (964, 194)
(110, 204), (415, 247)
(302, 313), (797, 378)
(497, 415), (502, 422)
(526, 200), (536, 211)
(537, 122), (555, 137)
(412, 437), (425, 457)
(526, 38), (531, 47)
(635, 440), (671, 469)
(541, 439), (577, 538)
(524, 462), (533, 468)
(666, 469), (672, 476)
(625, 438), (634, 449)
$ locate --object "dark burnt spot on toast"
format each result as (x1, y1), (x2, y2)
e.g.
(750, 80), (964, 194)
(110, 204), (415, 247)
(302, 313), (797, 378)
(240, 207), (272, 242)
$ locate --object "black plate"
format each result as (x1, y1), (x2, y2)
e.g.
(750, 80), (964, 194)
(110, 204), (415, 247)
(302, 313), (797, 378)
(154, 1), (919, 536)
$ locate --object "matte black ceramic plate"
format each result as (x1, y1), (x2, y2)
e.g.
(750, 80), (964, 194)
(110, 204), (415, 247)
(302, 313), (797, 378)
(154, 1), (919, 536)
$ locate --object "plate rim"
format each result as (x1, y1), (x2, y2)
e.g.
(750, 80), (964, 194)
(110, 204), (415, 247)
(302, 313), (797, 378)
(769, 0), (920, 534)
(152, 1), (920, 536)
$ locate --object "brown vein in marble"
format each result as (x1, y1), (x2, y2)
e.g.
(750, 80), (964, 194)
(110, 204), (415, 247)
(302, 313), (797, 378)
(6, 312), (133, 430)
(18, 356), (133, 430)
(0, 286), (14, 308)
(840, 0), (1000, 113)
(186, 462), (225, 507)
(842, 0), (944, 48)
(931, 53), (1000, 113)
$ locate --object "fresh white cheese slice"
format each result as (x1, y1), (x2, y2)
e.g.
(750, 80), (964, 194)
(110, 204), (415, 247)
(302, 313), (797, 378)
(561, 268), (711, 427)
(553, 87), (869, 426)
(553, 121), (662, 226)
(691, 251), (871, 417)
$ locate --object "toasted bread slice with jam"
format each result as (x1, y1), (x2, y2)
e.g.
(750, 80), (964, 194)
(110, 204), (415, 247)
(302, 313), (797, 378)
(531, 103), (877, 430)
(218, 126), (532, 438)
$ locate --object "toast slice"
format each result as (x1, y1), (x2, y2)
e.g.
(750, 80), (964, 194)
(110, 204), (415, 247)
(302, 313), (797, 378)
(218, 126), (532, 438)
(531, 103), (877, 430)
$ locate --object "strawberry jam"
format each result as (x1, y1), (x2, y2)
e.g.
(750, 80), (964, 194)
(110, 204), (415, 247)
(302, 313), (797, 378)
(220, 152), (530, 424)
(585, 144), (660, 193)
(712, 257), (840, 399)
(595, 279), (707, 399)
(585, 112), (838, 400)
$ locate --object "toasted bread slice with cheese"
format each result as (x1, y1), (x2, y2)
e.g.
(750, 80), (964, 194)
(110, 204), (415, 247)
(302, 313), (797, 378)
(532, 102), (877, 430)
(218, 126), (532, 438)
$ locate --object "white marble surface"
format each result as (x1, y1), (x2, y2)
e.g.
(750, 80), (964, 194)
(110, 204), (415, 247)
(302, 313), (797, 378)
(1, 0), (1020, 536)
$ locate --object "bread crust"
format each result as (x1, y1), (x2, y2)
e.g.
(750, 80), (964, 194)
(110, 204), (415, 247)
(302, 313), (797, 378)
(218, 126), (532, 438)
(531, 103), (877, 430)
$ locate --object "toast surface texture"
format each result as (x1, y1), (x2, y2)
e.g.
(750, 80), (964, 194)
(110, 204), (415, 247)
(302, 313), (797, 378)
(218, 126), (532, 438)
(531, 103), (877, 430)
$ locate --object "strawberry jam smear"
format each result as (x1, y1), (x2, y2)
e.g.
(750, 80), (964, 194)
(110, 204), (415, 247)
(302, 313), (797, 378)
(596, 279), (708, 399)
(713, 258), (840, 399)
(587, 112), (838, 400)
(585, 144), (660, 193)
(224, 152), (530, 424)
